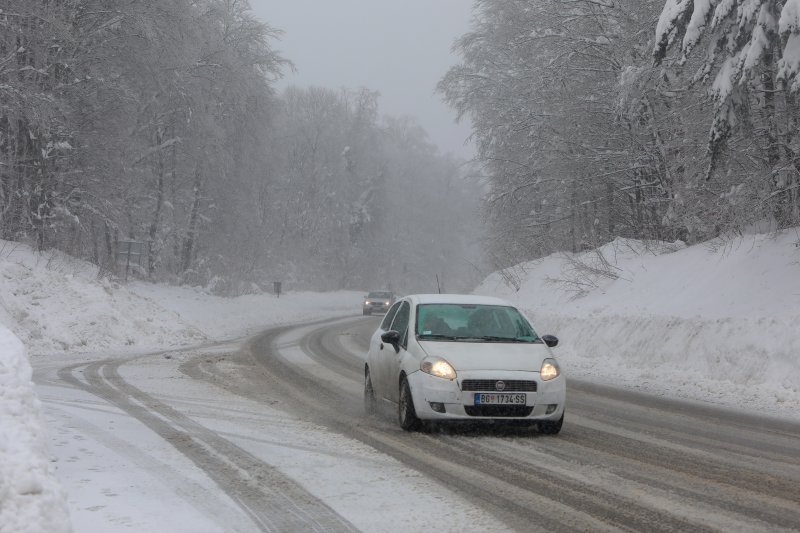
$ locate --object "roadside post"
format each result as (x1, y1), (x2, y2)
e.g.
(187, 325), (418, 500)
(273, 281), (282, 298)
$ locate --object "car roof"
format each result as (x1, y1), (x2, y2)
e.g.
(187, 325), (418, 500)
(404, 294), (515, 307)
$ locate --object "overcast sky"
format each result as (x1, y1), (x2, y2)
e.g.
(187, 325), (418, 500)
(249, 0), (475, 159)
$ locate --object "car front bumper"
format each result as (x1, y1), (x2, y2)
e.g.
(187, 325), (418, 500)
(407, 369), (565, 421)
(363, 303), (391, 313)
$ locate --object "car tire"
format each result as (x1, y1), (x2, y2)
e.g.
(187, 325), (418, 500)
(363, 309), (370, 316)
(364, 367), (377, 416)
(398, 377), (421, 431)
(539, 413), (564, 435)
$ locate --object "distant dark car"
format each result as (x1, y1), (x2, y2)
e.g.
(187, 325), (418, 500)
(363, 291), (395, 315)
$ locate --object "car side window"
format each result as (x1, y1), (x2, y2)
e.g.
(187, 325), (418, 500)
(389, 302), (410, 347)
(381, 302), (402, 330)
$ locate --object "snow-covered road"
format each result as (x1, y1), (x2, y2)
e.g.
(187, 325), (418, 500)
(34, 316), (800, 532)
(32, 323), (506, 532)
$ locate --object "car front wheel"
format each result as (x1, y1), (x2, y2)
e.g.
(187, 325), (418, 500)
(398, 377), (421, 431)
(364, 367), (377, 416)
(539, 413), (564, 435)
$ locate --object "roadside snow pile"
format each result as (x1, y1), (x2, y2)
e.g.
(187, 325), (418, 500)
(130, 283), (364, 341)
(0, 240), (362, 357)
(0, 324), (70, 533)
(0, 242), (361, 532)
(476, 230), (800, 419)
(0, 242), (205, 356)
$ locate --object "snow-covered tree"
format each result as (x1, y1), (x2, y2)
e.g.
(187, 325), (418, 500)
(441, 0), (676, 268)
(2, 1), (483, 294)
(654, 0), (800, 225)
(0, 1), (76, 249)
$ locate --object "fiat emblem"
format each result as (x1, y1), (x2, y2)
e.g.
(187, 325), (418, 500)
(495, 380), (506, 391)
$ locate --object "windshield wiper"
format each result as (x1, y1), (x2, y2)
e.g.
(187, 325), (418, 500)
(417, 333), (460, 341)
(462, 336), (534, 343)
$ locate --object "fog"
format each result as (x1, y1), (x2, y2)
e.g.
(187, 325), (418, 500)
(4, 0), (798, 298)
(249, 0), (475, 159)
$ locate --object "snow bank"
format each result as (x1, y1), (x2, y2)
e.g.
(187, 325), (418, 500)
(0, 324), (70, 533)
(129, 283), (363, 342)
(0, 243), (205, 356)
(476, 231), (800, 418)
(0, 241), (362, 532)
(0, 241), (362, 356)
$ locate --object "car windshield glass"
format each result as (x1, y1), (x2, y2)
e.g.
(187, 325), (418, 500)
(415, 304), (540, 343)
(367, 292), (392, 299)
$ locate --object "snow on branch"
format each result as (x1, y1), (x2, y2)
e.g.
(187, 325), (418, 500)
(682, 0), (718, 61)
(656, 0), (800, 92)
(743, 4), (777, 73)
(779, 0), (800, 89)
(132, 137), (182, 165)
(781, 0), (800, 32)
(652, 0), (800, 182)
(654, 0), (696, 63)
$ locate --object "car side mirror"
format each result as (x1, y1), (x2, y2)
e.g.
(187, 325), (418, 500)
(381, 330), (401, 353)
(542, 335), (559, 348)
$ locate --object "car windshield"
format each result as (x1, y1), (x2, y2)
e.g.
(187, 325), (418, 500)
(415, 303), (540, 343)
(367, 292), (392, 299)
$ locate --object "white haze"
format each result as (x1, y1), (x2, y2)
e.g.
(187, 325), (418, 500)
(250, 0), (475, 159)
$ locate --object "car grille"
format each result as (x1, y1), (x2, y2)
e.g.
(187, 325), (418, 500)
(464, 405), (534, 417)
(461, 379), (537, 392)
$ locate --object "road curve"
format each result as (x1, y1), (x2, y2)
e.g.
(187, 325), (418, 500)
(184, 316), (800, 533)
(43, 316), (800, 532)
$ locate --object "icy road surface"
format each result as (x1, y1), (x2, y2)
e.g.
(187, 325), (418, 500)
(35, 316), (800, 532)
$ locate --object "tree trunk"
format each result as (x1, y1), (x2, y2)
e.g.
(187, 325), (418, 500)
(104, 222), (115, 275)
(762, 44), (786, 227)
(148, 125), (166, 277)
(781, 68), (800, 226)
(181, 166), (202, 275)
(569, 186), (578, 253)
(32, 135), (49, 251)
(605, 178), (615, 241)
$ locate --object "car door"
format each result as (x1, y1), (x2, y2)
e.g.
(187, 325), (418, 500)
(370, 301), (401, 400)
(384, 301), (410, 403)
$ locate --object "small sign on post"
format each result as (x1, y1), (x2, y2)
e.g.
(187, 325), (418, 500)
(116, 240), (146, 282)
(273, 281), (282, 298)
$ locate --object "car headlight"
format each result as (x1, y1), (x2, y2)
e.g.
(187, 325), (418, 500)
(540, 358), (560, 381)
(420, 357), (457, 380)
(364, 300), (371, 305)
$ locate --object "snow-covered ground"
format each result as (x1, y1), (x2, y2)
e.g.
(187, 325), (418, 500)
(0, 241), (364, 532)
(1, 230), (799, 531)
(0, 242), (363, 356)
(0, 323), (70, 533)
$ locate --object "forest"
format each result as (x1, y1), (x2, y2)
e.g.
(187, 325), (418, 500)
(0, 0), (482, 294)
(440, 0), (800, 272)
(3, 1), (800, 293)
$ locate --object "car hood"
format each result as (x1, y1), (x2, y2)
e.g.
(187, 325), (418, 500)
(418, 340), (552, 372)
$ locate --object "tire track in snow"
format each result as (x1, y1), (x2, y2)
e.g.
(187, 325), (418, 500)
(183, 323), (599, 532)
(56, 356), (358, 533)
(276, 319), (722, 532)
(198, 317), (800, 533)
(40, 401), (256, 533)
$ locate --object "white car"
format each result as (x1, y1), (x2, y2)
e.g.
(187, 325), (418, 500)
(364, 294), (565, 433)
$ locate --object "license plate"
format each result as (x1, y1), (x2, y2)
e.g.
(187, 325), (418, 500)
(474, 393), (526, 405)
